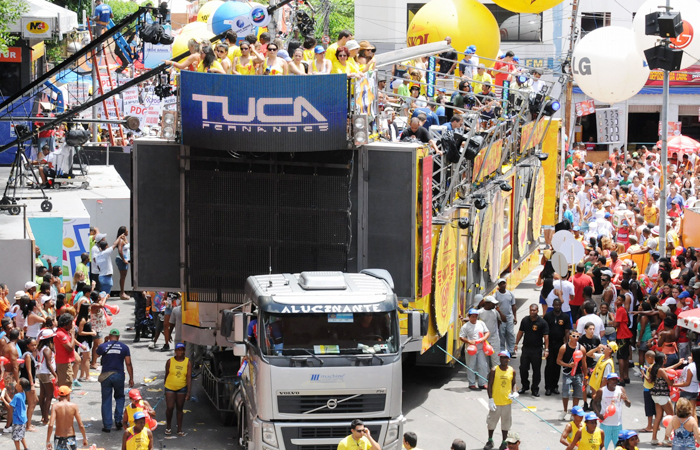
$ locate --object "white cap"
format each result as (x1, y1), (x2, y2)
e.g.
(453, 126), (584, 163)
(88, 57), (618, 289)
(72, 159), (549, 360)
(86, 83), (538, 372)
(346, 40), (360, 51)
(24, 281), (38, 290)
(665, 298), (677, 305)
(14, 290), (24, 300)
(497, 278), (506, 284)
(603, 201), (611, 207)
(95, 233), (107, 242)
(485, 295), (499, 304)
(40, 294), (52, 304)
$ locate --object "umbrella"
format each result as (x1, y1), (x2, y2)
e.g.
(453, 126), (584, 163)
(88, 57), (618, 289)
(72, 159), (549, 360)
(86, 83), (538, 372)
(656, 135), (700, 157)
(677, 308), (700, 331)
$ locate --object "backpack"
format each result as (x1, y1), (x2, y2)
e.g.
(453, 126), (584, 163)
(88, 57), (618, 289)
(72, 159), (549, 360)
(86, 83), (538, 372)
(139, 23), (174, 45)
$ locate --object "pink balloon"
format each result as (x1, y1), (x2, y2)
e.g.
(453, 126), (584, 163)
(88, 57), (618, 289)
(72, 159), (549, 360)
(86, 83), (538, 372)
(670, 387), (680, 402)
(573, 350), (583, 361)
(666, 369), (678, 379)
(663, 415), (673, 427)
(484, 343), (494, 356)
(603, 404), (616, 419)
(467, 345), (477, 355)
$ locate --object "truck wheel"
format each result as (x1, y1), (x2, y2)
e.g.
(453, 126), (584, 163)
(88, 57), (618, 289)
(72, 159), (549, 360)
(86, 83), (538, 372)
(237, 404), (248, 449)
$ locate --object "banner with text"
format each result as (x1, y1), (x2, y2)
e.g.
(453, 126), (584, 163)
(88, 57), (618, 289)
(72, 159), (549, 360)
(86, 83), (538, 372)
(181, 72), (348, 152)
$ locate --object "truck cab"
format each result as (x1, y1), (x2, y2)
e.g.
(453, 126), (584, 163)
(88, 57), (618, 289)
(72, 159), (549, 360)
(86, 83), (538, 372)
(228, 270), (422, 450)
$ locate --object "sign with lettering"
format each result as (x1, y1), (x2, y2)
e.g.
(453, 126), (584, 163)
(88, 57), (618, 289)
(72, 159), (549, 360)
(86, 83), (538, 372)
(596, 108), (621, 143)
(21, 18), (53, 39)
(575, 99), (595, 117)
(0, 47), (22, 63)
(422, 155), (433, 297)
(658, 121), (682, 137)
(520, 118), (547, 153)
(473, 138), (503, 182)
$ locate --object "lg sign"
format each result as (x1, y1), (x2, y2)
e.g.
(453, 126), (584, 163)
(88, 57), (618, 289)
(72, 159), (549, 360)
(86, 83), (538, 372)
(572, 57), (592, 76)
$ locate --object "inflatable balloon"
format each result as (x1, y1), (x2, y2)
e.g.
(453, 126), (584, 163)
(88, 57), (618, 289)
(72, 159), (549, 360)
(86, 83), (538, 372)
(484, 343), (494, 356)
(571, 349), (584, 375)
(676, 246), (685, 257)
(172, 22), (215, 58)
(147, 417), (158, 430)
(670, 387), (681, 402)
(105, 310), (113, 327)
(666, 368), (678, 379)
(572, 26), (650, 104)
(492, 0), (564, 14)
(17, 358), (24, 364)
(500, 14), (541, 41)
(209, 1), (253, 35)
(633, 0), (700, 71)
(104, 303), (120, 315)
(467, 345), (478, 355)
(197, 0), (223, 23)
(407, 0), (500, 67)
(603, 404), (616, 419)
(0, 356), (8, 365)
(638, 274), (651, 293)
(663, 415), (673, 427)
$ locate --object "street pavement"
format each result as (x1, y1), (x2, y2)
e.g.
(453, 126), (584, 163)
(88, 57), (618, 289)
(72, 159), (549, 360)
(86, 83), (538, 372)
(3, 297), (236, 450)
(8, 268), (660, 450)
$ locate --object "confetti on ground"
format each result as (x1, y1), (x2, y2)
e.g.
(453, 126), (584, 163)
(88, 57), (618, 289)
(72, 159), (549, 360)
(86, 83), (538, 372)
(521, 406), (537, 412)
(164, 436), (178, 439)
(76, 392), (88, 396)
(183, 409), (192, 413)
(147, 388), (162, 392)
(90, 372), (100, 376)
(144, 376), (157, 383)
(193, 429), (197, 432)
(158, 421), (166, 425)
(197, 423), (205, 425)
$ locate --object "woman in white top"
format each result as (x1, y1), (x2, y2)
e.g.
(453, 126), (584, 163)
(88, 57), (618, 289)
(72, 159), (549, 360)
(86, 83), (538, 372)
(288, 48), (307, 75)
(36, 328), (57, 425)
(22, 299), (47, 339)
(311, 45), (331, 74)
(673, 347), (700, 422)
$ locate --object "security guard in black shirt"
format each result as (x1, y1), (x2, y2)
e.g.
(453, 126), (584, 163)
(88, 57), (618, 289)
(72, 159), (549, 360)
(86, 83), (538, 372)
(514, 304), (549, 397)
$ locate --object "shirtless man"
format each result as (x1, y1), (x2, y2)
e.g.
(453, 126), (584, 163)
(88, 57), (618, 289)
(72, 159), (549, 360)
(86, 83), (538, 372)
(2, 328), (21, 429)
(0, 317), (13, 358)
(46, 386), (88, 450)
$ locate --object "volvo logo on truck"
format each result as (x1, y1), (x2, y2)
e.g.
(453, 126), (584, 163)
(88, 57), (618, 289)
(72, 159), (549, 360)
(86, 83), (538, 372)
(192, 95), (329, 133)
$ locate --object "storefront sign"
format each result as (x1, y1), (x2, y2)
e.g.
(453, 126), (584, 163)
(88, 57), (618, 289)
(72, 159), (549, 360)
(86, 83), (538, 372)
(422, 155), (433, 298)
(21, 18), (53, 39)
(646, 63), (700, 86)
(575, 99), (595, 117)
(0, 47), (21, 63)
(180, 72), (348, 152)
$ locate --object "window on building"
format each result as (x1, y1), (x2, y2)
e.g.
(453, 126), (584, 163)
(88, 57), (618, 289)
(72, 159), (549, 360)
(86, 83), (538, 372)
(485, 5), (542, 42)
(580, 12), (612, 33)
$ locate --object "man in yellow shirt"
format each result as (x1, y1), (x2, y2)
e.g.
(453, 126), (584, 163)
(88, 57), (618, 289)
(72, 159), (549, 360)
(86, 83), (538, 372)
(327, 29), (353, 68)
(485, 350), (517, 450)
(472, 64), (494, 96)
(224, 30), (241, 66)
(643, 197), (659, 225)
(337, 419), (381, 450)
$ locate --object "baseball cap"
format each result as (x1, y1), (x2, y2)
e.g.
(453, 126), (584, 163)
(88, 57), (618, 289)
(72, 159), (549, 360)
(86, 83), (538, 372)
(650, 251), (660, 260)
(13, 290), (24, 300)
(477, 63), (486, 69)
(652, 226), (660, 235)
(621, 219), (629, 226)
(314, 45), (326, 54)
(693, 282), (700, 289)
(485, 296), (499, 304)
(468, 308), (479, 316)
(586, 162), (593, 167)
(665, 298), (677, 305)
(657, 305), (671, 315)
(497, 278), (506, 284)
(604, 213), (612, 219)
(4, 311), (17, 319)
(37, 328), (56, 341)
(585, 412), (599, 422)
(619, 430), (638, 440)
(129, 389), (142, 400)
(95, 233), (107, 242)
(346, 40), (360, 51)
(40, 294), (52, 304)
(277, 49), (292, 62)
(133, 411), (146, 420)
(474, 294), (484, 304)
(109, 329), (120, 336)
(606, 372), (620, 380)
(505, 432), (520, 444)
(498, 350), (511, 358)
(678, 291), (691, 299)
(603, 201), (611, 207)
(58, 386), (72, 396)
(465, 47), (475, 54)
(571, 406), (585, 417)
(24, 281), (37, 290)
(573, 226), (580, 231)
(175, 343), (186, 350)
(607, 341), (619, 353)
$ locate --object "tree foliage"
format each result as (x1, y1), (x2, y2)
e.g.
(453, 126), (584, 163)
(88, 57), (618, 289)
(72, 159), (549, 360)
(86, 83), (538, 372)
(105, 0), (140, 24)
(308, 0), (354, 40)
(0, 0), (29, 54)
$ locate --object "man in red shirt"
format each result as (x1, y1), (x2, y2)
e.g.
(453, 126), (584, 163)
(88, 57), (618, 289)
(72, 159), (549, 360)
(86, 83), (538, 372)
(614, 294), (633, 385)
(571, 264), (593, 322)
(491, 51), (515, 94)
(609, 251), (622, 274)
(55, 313), (77, 388)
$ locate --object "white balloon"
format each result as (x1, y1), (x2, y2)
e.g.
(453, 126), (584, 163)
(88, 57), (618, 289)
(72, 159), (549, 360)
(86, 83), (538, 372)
(572, 26), (650, 104)
(633, 0), (700, 70)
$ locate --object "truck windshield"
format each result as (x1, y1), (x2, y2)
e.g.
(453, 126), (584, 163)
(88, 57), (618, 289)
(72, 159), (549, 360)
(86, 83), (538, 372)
(256, 311), (398, 356)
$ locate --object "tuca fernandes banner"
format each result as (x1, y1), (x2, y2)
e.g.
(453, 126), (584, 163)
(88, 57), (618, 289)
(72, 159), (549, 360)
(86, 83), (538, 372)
(180, 72), (348, 152)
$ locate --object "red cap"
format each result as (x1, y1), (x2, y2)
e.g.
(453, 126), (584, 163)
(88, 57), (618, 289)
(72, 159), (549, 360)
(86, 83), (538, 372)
(129, 389), (142, 400)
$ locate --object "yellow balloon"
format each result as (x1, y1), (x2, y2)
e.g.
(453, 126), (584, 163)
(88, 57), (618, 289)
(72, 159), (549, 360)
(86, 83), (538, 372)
(197, 0), (224, 24)
(172, 22), (214, 58)
(407, 0), (500, 67)
(63, 237), (75, 248)
(492, 0), (564, 14)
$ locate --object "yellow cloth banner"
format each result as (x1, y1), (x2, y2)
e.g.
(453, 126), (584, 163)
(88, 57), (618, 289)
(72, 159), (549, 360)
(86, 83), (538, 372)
(541, 119), (561, 226)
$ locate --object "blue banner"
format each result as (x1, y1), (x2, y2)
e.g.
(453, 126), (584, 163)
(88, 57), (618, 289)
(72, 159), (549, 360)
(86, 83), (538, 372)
(0, 96), (35, 164)
(180, 72), (348, 152)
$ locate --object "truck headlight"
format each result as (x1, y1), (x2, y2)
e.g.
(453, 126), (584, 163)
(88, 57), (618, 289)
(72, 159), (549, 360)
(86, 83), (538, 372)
(262, 422), (278, 447)
(385, 423), (399, 444)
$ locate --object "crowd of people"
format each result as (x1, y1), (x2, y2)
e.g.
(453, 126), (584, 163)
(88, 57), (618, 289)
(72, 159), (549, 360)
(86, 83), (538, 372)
(455, 143), (700, 449)
(0, 224), (193, 450)
(165, 29), (377, 76)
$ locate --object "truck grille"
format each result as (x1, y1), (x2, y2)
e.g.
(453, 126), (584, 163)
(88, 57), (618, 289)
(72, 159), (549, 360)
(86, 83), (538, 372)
(281, 425), (382, 450)
(278, 394), (386, 414)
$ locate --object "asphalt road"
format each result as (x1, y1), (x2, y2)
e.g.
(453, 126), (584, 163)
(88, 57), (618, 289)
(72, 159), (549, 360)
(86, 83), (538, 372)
(10, 268), (659, 450)
(5, 297), (236, 450)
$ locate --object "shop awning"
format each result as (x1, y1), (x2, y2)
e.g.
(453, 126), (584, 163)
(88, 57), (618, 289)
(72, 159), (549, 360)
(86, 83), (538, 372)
(8, 0), (79, 38)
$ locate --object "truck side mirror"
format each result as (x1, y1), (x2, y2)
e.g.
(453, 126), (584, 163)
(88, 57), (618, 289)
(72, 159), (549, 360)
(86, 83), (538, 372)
(407, 311), (428, 338)
(220, 310), (234, 338)
(234, 312), (245, 342)
(233, 343), (247, 357)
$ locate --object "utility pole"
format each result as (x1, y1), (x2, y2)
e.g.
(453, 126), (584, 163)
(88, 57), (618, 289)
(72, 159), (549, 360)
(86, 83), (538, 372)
(322, 0), (330, 41)
(659, 0), (672, 259)
(563, 0), (580, 140)
(91, 0), (98, 145)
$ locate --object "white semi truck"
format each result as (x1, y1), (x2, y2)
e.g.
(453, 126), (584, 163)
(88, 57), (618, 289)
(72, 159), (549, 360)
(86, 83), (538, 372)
(224, 270), (424, 450)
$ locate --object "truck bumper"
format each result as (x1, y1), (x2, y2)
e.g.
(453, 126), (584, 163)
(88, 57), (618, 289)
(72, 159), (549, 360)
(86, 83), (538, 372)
(252, 416), (404, 450)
